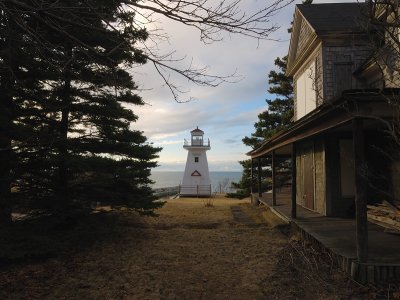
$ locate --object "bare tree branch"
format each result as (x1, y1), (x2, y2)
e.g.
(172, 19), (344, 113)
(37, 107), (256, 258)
(1, 0), (294, 102)
(122, 0), (293, 42)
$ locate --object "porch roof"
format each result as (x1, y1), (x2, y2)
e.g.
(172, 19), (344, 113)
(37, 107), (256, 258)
(248, 90), (399, 158)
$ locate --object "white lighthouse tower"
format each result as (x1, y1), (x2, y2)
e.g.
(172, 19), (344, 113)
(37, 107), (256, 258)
(180, 127), (211, 197)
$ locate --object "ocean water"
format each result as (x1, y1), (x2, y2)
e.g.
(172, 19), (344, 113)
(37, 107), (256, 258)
(150, 171), (242, 193)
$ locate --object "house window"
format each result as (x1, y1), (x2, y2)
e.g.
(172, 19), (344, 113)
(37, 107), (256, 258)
(195, 157), (199, 163)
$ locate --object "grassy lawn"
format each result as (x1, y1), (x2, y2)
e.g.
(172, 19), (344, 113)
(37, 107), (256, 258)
(0, 196), (389, 299)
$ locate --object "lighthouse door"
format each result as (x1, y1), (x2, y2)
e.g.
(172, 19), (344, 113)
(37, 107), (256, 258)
(193, 176), (201, 195)
(191, 169), (202, 187)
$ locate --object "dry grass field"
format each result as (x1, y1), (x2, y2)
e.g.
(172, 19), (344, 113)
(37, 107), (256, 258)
(0, 195), (394, 299)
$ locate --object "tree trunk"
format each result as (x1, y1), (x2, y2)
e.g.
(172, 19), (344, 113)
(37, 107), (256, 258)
(0, 135), (12, 225)
(57, 50), (73, 209)
(0, 13), (17, 225)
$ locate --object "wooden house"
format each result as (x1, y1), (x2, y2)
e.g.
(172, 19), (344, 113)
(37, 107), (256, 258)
(248, 2), (400, 263)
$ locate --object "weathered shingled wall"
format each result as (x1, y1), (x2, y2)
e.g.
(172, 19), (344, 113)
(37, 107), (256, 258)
(322, 45), (371, 101)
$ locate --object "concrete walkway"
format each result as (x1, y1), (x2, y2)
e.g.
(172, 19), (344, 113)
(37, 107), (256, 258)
(257, 192), (400, 282)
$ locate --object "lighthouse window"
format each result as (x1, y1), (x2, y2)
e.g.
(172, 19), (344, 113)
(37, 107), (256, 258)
(194, 157), (199, 163)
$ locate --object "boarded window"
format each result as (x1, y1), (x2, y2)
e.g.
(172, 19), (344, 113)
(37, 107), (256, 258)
(301, 143), (315, 210)
(296, 61), (317, 119)
(334, 54), (353, 97)
(334, 64), (353, 96)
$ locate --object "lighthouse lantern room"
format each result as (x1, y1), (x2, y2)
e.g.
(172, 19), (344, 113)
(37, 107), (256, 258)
(180, 127), (211, 197)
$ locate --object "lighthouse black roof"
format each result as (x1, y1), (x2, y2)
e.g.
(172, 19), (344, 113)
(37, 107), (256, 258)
(191, 126), (204, 134)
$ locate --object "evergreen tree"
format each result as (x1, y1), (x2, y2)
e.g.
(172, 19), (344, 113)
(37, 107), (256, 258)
(243, 56), (293, 148)
(0, 0), (296, 220)
(0, 6), (49, 223)
(33, 1), (160, 215)
(229, 56), (293, 198)
(1, 1), (162, 218)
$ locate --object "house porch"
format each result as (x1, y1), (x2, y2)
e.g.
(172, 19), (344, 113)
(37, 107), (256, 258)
(253, 191), (400, 283)
(248, 92), (400, 276)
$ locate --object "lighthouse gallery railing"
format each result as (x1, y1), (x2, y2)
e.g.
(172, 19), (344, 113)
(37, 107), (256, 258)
(183, 138), (210, 147)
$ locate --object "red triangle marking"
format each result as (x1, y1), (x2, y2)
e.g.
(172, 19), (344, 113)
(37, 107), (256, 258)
(191, 170), (202, 176)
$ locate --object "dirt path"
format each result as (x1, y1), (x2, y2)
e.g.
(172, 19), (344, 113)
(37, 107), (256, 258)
(0, 196), (388, 299)
(120, 198), (287, 299)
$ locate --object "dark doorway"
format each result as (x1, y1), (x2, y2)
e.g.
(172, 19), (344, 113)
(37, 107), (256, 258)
(302, 144), (315, 210)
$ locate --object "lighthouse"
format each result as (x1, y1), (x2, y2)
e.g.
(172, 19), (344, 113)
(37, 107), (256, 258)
(180, 127), (211, 197)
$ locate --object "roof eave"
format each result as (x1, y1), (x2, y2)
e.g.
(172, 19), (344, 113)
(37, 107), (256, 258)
(248, 91), (396, 158)
(286, 35), (320, 77)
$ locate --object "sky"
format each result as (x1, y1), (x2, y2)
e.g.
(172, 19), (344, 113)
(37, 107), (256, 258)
(131, 0), (358, 172)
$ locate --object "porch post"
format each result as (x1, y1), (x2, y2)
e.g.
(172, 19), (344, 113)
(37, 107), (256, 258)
(257, 157), (262, 198)
(352, 118), (368, 263)
(291, 143), (297, 219)
(250, 158), (254, 195)
(272, 150), (277, 206)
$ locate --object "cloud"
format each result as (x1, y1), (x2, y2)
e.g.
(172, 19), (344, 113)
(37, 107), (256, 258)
(133, 102), (218, 137)
(151, 132), (178, 140)
(224, 139), (238, 144)
(129, 0), (357, 173)
(153, 161), (185, 172)
(153, 139), (182, 146)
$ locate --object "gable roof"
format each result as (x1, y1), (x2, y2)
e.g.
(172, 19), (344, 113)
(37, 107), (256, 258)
(297, 3), (367, 34)
(287, 2), (368, 76)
